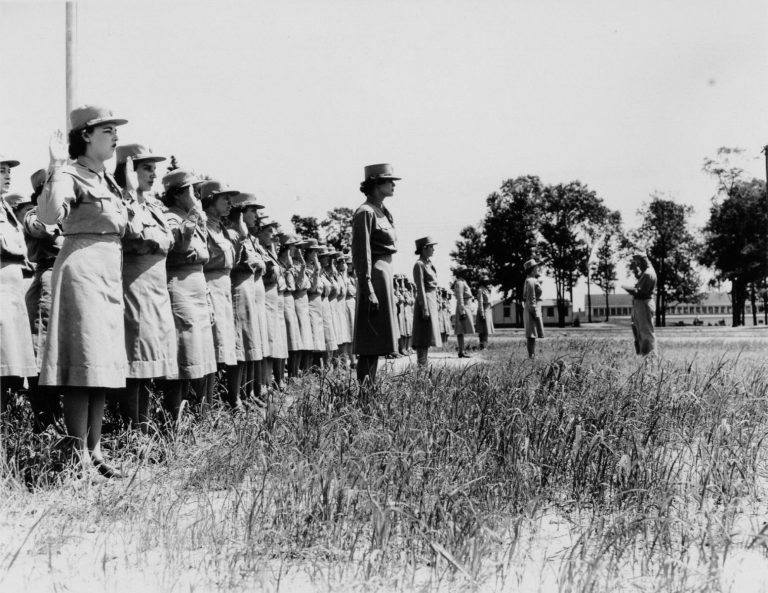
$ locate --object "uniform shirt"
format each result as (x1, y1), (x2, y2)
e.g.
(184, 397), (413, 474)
(633, 265), (657, 300)
(413, 259), (438, 308)
(523, 277), (542, 314)
(23, 207), (63, 266)
(232, 233), (262, 276)
(38, 155), (127, 236)
(259, 242), (280, 288)
(122, 198), (173, 257)
(454, 279), (473, 317)
(351, 201), (397, 296)
(306, 264), (322, 295)
(165, 206), (209, 268)
(204, 217), (236, 272)
(345, 274), (356, 299)
(0, 197), (27, 261)
(293, 263), (309, 292)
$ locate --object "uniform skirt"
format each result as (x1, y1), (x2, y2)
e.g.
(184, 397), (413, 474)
(307, 293), (326, 351)
(232, 271), (263, 361)
(353, 255), (398, 356)
(24, 264), (54, 368)
(631, 298), (656, 355)
(264, 283), (288, 359)
(476, 306), (496, 336)
(40, 235), (125, 387)
(524, 305), (544, 339)
(321, 296), (338, 352)
(283, 292), (303, 352)
(205, 269), (238, 366)
(253, 276), (271, 359)
(412, 290), (442, 348)
(335, 296), (351, 344)
(167, 264), (217, 380)
(345, 296), (356, 340)
(454, 306), (475, 336)
(293, 289), (314, 351)
(123, 253), (178, 379)
(404, 302), (414, 336)
(1, 260), (37, 377)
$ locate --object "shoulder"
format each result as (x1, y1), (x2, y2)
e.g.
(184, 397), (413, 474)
(353, 203), (376, 219)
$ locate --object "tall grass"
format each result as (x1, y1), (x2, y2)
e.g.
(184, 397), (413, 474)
(2, 338), (768, 592)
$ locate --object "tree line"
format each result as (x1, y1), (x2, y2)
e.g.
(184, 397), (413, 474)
(450, 147), (768, 328)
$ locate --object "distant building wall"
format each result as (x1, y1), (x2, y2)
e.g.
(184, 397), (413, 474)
(491, 299), (573, 327)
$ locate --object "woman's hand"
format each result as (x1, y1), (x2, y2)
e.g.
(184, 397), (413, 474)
(367, 292), (379, 314)
(423, 310), (431, 320)
(234, 209), (248, 237)
(48, 129), (68, 168)
(123, 156), (142, 201)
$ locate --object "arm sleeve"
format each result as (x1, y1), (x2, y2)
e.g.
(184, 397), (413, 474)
(167, 215), (196, 253)
(524, 279), (536, 313)
(455, 282), (465, 314)
(351, 209), (375, 296)
(413, 262), (426, 309)
(24, 209), (59, 239)
(38, 167), (75, 225)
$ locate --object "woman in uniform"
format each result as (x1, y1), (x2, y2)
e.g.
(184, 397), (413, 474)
(162, 168), (217, 418)
(522, 259), (544, 358)
(229, 193), (265, 403)
(1, 154), (37, 415)
(475, 279), (495, 350)
(411, 237), (442, 366)
(452, 267), (475, 358)
(394, 275), (406, 357)
(351, 164), (400, 385)
(318, 246), (339, 367)
(114, 144), (177, 429)
(404, 279), (415, 354)
(277, 233), (303, 378)
(257, 216), (286, 389)
(201, 180), (241, 407)
(334, 253), (353, 368)
(38, 106), (129, 477)
(303, 239), (326, 368)
(291, 239), (313, 373)
(343, 255), (357, 368)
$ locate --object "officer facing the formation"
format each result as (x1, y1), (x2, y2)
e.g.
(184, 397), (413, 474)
(411, 236), (442, 366)
(625, 252), (657, 356)
(351, 164), (399, 385)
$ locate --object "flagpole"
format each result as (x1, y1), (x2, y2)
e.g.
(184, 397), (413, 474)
(65, 0), (77, 132)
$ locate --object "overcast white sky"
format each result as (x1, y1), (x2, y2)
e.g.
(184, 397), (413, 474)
(3, 0), (767, 308)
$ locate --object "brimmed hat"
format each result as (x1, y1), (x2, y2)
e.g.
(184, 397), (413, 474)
(116, 144), (166, 165)
(199, 180), (238, 205)
(30, 169), (46, 194)
(162, 168), (200, 193)
(0, 154), (20, 168)
(523, 259), (538, 271)
(70, 105), (128, 131)
(301, 238), (322, 251)
(257, 215), (278, 229)
(363, 163), (401, 182)
(231, 192), (265, 210)
(414, 236), (437, 255)
(631, 251), (649, 261)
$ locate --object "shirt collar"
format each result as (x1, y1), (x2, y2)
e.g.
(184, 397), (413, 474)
(76, 155), (106, 176)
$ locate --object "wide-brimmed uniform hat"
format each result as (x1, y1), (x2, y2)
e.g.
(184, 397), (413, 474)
(231, 192), (265, 210)
(414, 236), (437, 255)
(199, 180), (239, 207)
(363, 163), (401, 182)
(301, 238), (322, 251)
(30, 169), (47, 194)
(523, 258), (539, 271)
(116, 144), (166, 165)
(162, 168), (200, 193)
(70, 105), (128, 131)
(277, 233), (300, 247)
(0, 154), (20, 168)
(257, 215), (278, 229)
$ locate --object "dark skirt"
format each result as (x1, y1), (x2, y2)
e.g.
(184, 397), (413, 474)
(353, 255), (398, 356)
(412, 290), (442, 348)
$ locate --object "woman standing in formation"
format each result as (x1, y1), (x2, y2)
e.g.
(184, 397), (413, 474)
(257, 216), (286, 389)
(1, 154), (37, 414)
(201, 180), (241, 407)
(318, 247), (339, 366)
(475, 279), (495, 350)
(162, 168), (217, 418)
(23, 167), (62, 427)
(452, 266), (475, 358)
(291, 239), (314, 372)
(351, 164), (400, 385)
(38, 106), (130, 477)
(343, 255), (357, 368)
(334, 254), (353, 367)
(522, 258), (544, 358)
(437, 287), (452, 345)
(303, 239), (326, 367)
(114, 144), (177, 429)
(228, 193), (265, 403)
(246, 206), (270, 400)
(411, 236), (442, 366)
(278, 233), (303, 378)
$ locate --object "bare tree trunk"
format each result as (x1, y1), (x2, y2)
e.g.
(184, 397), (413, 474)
(751, 283), (758, 326)
(604, 290), (609, 321)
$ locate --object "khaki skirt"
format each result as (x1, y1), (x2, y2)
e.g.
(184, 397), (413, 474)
(205, 269), (237, 366)
(335, 296), (352, 344)
(293, 289), (314, 351)
(454, 306), (475, 336)
(232, 271), (263, 361)
(524, 305), (544, 339)
(167, 264), (217, 380)
(264, 283), (288, 359)
(412, 290), (442, 348)
(476, 307), (496, 336)
(25, 265), (54, 368)
(40, 235), (125, 387)
(353, 255), (398, 356)
(123, 253), (178, 379)
(283, 292), (303, 352)
(1, 260), (37, 377)
(253, 276), (271, 358)
(345, 296), (355, 341)
(320, 295), (337, 352)
(307, 293), (326, 352)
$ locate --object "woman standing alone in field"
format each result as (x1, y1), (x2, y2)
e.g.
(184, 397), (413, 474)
(351, 164), (400, 385)
(411, 236), (442, 366)
(523, 258), (544, 358)
(625, 252), (657, 357)
(38, 106), (130, 477)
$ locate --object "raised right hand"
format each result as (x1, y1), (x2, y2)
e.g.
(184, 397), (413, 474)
(48, 129), (68, 167)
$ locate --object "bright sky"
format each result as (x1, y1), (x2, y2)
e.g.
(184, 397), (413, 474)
(3, 0), (767, 309)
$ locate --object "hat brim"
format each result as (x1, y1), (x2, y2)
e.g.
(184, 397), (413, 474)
(0, 159), (20, 168)
(77, 117), (128, 130)
(131, 155), (166, 164)
(366, 175), (401, 181)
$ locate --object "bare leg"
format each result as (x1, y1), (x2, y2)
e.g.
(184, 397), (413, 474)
(356, 354), (379, 385)
(527, 338), (536, 359)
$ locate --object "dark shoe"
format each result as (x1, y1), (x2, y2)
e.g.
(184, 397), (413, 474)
(94, 460), (123, 479)
(458, 353), (471, 359)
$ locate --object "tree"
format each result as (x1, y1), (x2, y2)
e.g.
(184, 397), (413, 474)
(538, 181), (609, 327)
(591, 211), (623, 321)
(166, 155), (180, 173)
(630, 195), (702, 327)
(450, 224), (492, 288)
(320, 207), (354, 252)
(699, 177), (768, 326)
(291, 214), (320, 240)
(482, 175), (544, 326)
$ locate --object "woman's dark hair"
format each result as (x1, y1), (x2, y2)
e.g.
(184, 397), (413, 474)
(113, 162), (127, 188)
(161, 185), (188, 209)
(359, 177), (390, 196)
(67, 126), (95, 159)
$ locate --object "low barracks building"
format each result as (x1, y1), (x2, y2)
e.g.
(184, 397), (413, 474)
(491, 299), (574, 327)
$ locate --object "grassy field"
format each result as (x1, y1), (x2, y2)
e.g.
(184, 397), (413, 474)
(3, 329), (768, 592)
